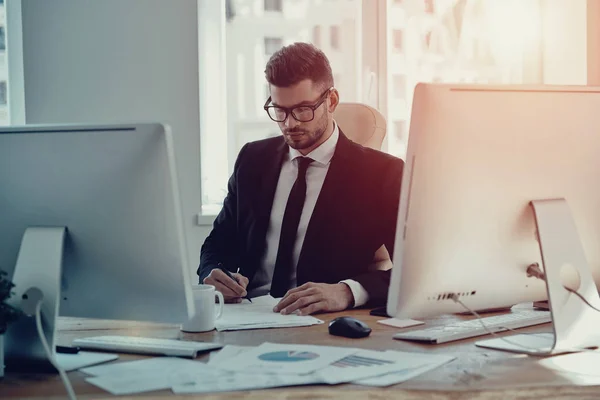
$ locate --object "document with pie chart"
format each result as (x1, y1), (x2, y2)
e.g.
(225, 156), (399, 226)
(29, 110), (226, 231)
(220, 342), (358, 374)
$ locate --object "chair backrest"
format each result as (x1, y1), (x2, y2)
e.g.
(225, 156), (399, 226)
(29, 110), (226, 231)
(333, 102), (386, 150)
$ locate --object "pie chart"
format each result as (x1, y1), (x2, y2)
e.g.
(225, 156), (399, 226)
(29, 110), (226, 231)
(258, 351), (320, 362)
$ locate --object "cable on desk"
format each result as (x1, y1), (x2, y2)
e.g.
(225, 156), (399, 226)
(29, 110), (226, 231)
(35, 301), (77, 400)
(449, 293), (549, 354)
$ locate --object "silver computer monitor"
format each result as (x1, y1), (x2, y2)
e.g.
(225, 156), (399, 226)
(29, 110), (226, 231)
(0, 123), (194, 369)
(387, 84), (600, 321)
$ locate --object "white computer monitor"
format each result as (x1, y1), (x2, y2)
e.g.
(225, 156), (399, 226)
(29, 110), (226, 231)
(387, 84), (600, 325)
(0, 123), (194, 370)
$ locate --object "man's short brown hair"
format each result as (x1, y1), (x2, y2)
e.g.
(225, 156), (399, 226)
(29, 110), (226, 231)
(265, 42), (334, 90)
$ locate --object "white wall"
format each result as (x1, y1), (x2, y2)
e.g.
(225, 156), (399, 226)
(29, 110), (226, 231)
(19, 0), (211, 279)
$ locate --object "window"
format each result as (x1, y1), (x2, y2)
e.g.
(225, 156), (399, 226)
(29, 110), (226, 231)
(313, 25), (321, 48)
(392, 75), (406, 99)
(264, 0), (282, 12)
(0, 0), (9, 126)
(384, 0), (544, 159)
(0, 81), (6, 105)
(264, 37), (283, 56)
(392, 29), (403, 52)
(199, 0), (548, 214)
(199, 0), (372, 214)
(330, 25), (340, 50)
(424, 0), (434, 14)
(393, 120), (406, 142)
(333, 74), (341, 89)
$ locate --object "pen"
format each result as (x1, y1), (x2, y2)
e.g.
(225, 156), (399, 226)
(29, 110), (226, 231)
(219, 266), (252, 303)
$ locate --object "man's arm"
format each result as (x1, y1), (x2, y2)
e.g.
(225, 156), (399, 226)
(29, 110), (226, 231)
(344, 270), (391, 306)
(348, 157), (403, 305)
(341, 245), (392, 307)
(346, 246), (393, 306)
(273, 249), (391, 315)
(197, 144), (248, 284)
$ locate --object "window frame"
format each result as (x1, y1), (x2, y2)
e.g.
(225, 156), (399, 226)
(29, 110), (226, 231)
(6, 0), (24, 125)
(330, 25), (340, 50)
(197, 0), (230, 223)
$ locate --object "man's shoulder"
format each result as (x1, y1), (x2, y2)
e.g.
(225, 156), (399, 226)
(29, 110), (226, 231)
(342, 136), (404, 170)
(234, 136), (285, 167)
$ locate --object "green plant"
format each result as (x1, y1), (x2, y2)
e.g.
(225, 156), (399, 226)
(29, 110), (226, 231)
(0, 270), (22, 334)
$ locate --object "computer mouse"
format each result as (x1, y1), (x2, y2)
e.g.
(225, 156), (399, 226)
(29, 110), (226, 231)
(328, 316), (372, 338)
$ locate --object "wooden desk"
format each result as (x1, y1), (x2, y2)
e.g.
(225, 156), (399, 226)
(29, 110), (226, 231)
(1, 308), (599, 399)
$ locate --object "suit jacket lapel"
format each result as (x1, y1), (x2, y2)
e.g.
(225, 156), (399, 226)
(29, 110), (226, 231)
(254, 138), (287, 219)
(250, 138), (287, 268)
(296, 131), (353, 283)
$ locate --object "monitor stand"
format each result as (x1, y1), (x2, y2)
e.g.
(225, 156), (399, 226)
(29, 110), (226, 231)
(477, 199), (600, 356)
(5, 227), (116, 372)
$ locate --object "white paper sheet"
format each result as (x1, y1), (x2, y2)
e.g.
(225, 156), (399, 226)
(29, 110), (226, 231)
(55, 351), (119, 372)
(172, 372), (321, 394)
(354, 351), (456, 387)
(218, 342), (357, 375)
(216, 295), (323, 331)
(315, 349), (432, 384)
(207, 346), (454, 386)
(207, 345), (252, 366)
(174, 346), (457, 391)
(377, 318), (424, 329)
(83, 357), (218, 395)
(86, 372), (191, 395)
(174, 344), (322, 394)
(81, 344), (456, 394)
(81, 356), (211, 376)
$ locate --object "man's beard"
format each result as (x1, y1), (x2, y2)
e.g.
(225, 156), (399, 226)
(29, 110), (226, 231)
(284, 114), (328, 150)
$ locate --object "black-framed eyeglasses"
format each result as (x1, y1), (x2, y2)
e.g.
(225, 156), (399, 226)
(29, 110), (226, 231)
(264, 87), (333, 123)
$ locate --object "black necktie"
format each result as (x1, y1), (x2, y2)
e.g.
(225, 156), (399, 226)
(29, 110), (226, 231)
(270, 156), (314, 298)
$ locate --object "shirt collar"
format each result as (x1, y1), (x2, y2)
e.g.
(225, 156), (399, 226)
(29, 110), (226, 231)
(288, 120), (339, 166)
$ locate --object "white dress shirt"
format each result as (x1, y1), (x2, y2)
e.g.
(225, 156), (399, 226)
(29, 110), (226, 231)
(249, 122), (369, 307)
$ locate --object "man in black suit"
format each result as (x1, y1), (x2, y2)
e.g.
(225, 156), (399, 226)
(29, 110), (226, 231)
(198, 42), (403, 315)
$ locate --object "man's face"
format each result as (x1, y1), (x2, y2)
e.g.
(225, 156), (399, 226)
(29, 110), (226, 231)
(269, 79), (332, 153)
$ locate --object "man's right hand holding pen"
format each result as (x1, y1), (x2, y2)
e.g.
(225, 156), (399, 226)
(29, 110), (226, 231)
(203, 266), (250, 303)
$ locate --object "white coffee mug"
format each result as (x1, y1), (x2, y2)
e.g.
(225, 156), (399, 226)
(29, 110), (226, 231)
(180, 284), (224, 332)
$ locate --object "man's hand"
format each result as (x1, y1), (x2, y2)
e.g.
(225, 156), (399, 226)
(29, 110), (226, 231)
(273, 282), (354, 315)
(203, 269), (249, 303)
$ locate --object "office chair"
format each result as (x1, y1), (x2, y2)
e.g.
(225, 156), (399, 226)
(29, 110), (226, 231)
(333, 102), (392, 274)
(333, 102), (386, 151)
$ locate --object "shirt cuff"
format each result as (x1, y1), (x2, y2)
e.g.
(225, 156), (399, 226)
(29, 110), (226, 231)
(340, 279), (370, 308)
